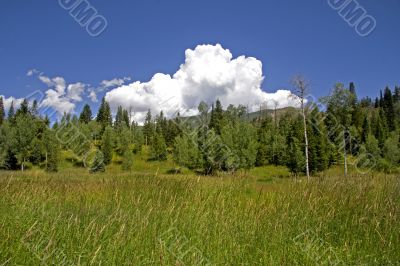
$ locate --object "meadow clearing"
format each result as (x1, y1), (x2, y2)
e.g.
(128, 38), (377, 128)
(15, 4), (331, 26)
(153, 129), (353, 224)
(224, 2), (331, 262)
(0, 152), (399, 265)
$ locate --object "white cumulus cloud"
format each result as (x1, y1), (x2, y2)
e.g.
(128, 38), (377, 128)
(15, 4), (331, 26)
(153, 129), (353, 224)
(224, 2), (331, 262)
(105, 44), (299, 123)
(38, 75), (87, 114)
(0, 95), (24, 112)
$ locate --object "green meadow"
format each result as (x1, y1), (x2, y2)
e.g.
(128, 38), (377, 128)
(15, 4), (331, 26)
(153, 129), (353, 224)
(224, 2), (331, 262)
(1, 151), (399, 265)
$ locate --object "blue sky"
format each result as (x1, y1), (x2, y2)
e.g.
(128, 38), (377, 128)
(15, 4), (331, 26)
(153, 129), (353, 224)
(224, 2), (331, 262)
(0, 0), (399, 118)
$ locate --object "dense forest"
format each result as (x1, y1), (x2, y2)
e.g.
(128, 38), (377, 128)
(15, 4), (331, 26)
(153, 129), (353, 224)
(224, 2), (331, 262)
(1, 81), (399, 175)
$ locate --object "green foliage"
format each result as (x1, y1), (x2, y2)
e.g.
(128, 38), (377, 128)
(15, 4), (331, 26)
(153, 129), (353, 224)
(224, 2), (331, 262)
(0, 96), (4, 125)
(383, 133), (400, 166)
(143, 110), (154, 146)
(14, 115), (36, 171)
(96, 97), (112, 129)
(44, 129), (59, 172)
(121, 149), (134, 171)
(79, 104), (92, 124)
(89, 150), (105, 173)
(173, 132), (201, 170)
(101, 126), (114, 165)
(220, 120), (258, 170)
(151, 131), (167, 161)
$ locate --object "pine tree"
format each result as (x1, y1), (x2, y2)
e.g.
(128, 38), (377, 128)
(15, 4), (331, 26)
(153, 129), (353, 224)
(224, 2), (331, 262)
(173, 132), (201, 170)
(121, 149), (134, 171)
(286, 132), (305, 175)
(143, 110), (154, 145)
(122, 109), (130, 128)
(383, 133), (400, 166)
(8, 101), (15, 123)
(90, 150), (105, 173)
(365, 134), (381, 160)
(31, 100), (39, 117)
(209, 99), (224, 135)
(79, 104), (92, 124)
(15, 115), (36, 171)
(16, 99), (29, 117)
(114, 106), (124, 128)
(101, 126), (113, 165)
(383, 87), (395, 131)
(361, 116), (370, 143)
(97, 97), (112, 128)
(151, 131), (167, 161)
(307, 107), (329, 172)
(44, 129), (59, 172)
(374, 108), (388, 147)
(0, 97), (4, 125)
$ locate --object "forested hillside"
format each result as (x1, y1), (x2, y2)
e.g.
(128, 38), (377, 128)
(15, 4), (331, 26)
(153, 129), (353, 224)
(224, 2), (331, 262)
(0, 82), (399, 175)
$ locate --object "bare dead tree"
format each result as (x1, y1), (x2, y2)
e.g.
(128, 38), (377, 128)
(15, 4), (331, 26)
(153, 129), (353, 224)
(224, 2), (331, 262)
(291, 75), (310, 180)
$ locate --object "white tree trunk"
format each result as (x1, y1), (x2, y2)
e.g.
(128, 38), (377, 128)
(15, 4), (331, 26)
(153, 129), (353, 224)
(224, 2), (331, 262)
(302, 106), (310, 180)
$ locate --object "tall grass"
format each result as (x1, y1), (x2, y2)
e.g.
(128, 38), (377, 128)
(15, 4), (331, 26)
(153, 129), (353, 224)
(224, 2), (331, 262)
(0, 170), (399, 265)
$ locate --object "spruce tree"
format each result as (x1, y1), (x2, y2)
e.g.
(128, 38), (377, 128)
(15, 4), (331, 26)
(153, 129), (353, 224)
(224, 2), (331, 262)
(15, 115), (36, 171)
(143, 109), (154, 145)
(79, 104), (92, 124)
(90, 150), (106, 173)
(31, 100), (39, 117)
(97, 97), (112, 128)
(114, 106), (124, 128)
(151, 131), (167, 161)
(8, 101), (15, 123)
(383, 87), (395, 131)
(101, 126), (113, 165)
(122, 109), (130, 128)
(121, 149), (134, 171)
(209, 99), (224, 135)
(44, 129), (59, 172)
(361, 116), (370, 143)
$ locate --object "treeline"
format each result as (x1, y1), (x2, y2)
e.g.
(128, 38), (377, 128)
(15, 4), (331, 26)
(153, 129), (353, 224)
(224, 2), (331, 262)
(0, 82), (399, 174)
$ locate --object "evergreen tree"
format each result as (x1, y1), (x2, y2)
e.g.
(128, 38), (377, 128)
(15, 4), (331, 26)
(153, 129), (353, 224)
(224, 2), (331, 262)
(0, 121), (17, 169)
(374, 108), (388, 147)
(307, 107), (329, 172)
(89, 150), (105, 173)
(361, 116), (370, 143)
(114, 106), (124, 129)
(31, 100), (39, 117)
(101, 126), (113, 165)
(44, 129), (59, 172)
(16, 99), (29, 117)
(143, 109), (154, 145)
(79, 104), (92, 124)
(121, 149), (134, 171)
(383, 133), (400, 166)
(383, 87), (395, 131)
(365, 134), (381, 161)
(209, 99), (225, 135)
(0, 97), (4, 125)
(8, 101), (15, 123)
(96, 97), (112, 128)
(220, 119), (258, 170)
(122, 109), (130, 128)
(151, 131), (167, 161)
(173, 132), (201, 170)
(201, 129), (226, 174)
(15, 115), (36, 171)
(286, 130), (305, 175)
